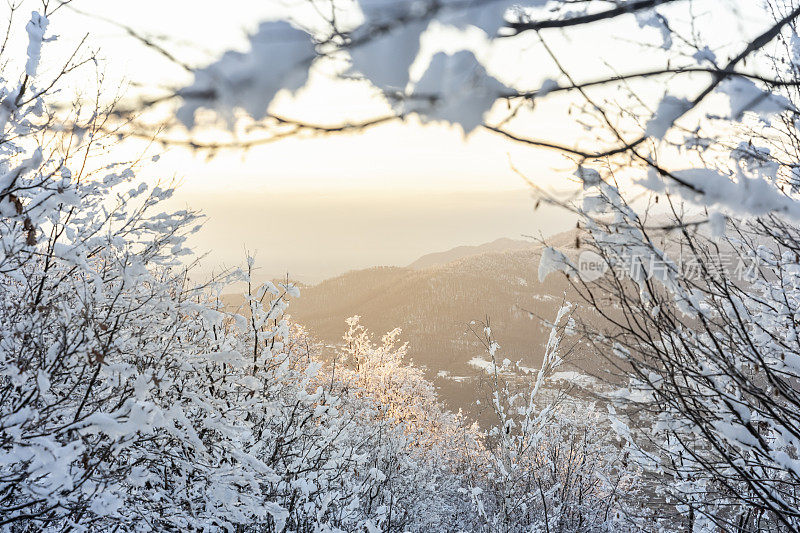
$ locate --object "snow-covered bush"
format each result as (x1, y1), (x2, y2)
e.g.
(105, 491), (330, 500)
(0, 9), (209, 528)
(338, 316), (468, 451)
(463, 305), (643, 532)
(540, 170), (800, 530)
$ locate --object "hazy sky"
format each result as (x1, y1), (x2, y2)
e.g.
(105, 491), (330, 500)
(175, 189), (574, 283)
(5, 0), (768, 280)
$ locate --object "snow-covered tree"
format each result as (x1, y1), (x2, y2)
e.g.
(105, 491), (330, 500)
(525, 5), (800, 524)
(538, 167), (800, 530)
(461, 304), (643, 532)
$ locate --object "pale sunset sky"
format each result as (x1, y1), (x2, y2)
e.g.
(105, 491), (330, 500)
(6, 0), (768, 280)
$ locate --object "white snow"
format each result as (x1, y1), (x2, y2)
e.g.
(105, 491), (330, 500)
(645, 95), (691, 139)
(177, 21), (315, 127)
(25, 12), (48, 77)
(409, 50), (509, 135)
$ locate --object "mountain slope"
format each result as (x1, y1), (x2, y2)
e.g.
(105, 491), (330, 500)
(285, 233), (586, 406)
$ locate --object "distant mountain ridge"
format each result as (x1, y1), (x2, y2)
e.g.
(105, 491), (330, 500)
(280, 230), (583, 409)
(407, 238), (538, 270)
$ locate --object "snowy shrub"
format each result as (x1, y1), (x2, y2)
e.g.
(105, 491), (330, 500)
(464, 306), (643, 533)
(543, 173), (800, 531)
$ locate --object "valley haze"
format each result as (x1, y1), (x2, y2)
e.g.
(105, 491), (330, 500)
(176, 188), (575, 283)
